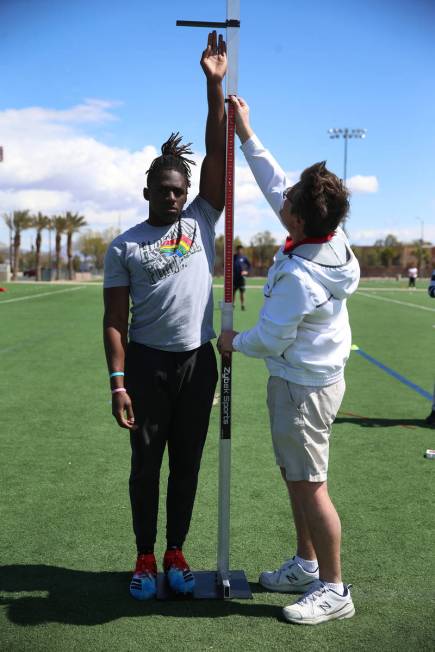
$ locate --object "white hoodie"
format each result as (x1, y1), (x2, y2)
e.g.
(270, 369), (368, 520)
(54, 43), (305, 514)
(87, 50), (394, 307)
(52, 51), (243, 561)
(232, 135), (360, 387)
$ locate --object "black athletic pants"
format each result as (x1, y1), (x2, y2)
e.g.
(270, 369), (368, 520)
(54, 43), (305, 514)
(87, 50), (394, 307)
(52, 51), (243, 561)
(125, 340), (218, 554)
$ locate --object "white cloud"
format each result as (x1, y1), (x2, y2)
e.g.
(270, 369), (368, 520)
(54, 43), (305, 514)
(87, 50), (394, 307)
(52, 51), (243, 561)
(0, 189), (73, 213)
(0, 99), (118, 132)
(348, 224), (435, 246)
(0, 100), (296, 247)
(347, 175), (379, 193)
(0, 101), (160, 237)
(0, 100), (379, 250)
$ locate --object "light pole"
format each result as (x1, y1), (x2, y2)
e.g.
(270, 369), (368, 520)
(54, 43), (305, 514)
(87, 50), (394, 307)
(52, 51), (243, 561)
(328, 128), (367, 183)
(416, 217), (424, 244)
(48, 223), (53, 279)
(7, 212), (13, 274)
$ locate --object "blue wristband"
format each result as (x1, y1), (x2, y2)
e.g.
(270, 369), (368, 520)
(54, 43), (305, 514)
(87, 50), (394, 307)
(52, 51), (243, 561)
(110, 371), (125, 378)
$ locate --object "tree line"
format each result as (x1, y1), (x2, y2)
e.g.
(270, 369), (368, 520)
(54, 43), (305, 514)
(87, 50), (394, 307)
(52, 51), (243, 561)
(215, 230), (278, 275)
(2, 216), (431, 281)
(2, 211), (87, 280)
(1, 211), (281, 280)
(352, 233), (432, 275)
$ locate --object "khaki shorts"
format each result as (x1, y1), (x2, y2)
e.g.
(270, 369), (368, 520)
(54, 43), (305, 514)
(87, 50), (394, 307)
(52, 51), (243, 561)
(267, 376), (345, 482)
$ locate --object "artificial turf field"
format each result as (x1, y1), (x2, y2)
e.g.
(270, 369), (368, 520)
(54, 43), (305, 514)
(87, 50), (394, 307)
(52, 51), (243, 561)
(1, 278), (434, 651)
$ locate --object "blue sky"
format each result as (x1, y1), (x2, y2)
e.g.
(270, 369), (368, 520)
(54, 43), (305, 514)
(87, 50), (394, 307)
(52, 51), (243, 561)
(1, 0), (434, 249)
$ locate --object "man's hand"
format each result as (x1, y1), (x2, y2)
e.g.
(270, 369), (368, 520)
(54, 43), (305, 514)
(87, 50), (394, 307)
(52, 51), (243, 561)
(199, 30), (227, 210)
(229, 96), (253, 143)
(201, 30), (227, 82)
(217, 330), (239, 355)
(112, 391), (137, 430)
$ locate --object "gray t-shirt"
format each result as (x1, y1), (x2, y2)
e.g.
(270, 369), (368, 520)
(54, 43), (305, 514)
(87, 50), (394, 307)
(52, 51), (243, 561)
(104, 195), (221, 352)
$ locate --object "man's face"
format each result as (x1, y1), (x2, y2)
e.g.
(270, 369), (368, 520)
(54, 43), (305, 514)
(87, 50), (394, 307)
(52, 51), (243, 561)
(279, 196), (295, 232)
(280, 184), (305, 240)
(144, 169), (188, 226)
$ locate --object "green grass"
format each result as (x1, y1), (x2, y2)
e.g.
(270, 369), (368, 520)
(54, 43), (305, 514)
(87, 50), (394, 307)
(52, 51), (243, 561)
(1, 280), (434, 651)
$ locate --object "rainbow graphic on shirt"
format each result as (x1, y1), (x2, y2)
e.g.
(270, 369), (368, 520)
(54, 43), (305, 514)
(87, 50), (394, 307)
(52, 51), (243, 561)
(160, 235), (193, 258)
(139, 218), (201, 284)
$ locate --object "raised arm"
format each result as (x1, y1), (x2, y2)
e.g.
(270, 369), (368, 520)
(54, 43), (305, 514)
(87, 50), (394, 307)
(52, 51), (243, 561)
(229, 95), (289, 220)
(199, 31), (227, 210)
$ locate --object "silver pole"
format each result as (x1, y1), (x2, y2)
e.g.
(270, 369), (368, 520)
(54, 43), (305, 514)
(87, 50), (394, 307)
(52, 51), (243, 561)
(217, 0), (240, 599)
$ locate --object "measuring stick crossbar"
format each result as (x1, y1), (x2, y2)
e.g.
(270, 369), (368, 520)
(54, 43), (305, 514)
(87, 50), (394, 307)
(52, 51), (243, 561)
(176, 19), (240, 28)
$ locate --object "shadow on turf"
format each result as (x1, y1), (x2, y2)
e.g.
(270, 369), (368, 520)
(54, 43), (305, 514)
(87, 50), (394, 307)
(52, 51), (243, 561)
(335, 416), (432, 429)
(0, 565), (277, 625)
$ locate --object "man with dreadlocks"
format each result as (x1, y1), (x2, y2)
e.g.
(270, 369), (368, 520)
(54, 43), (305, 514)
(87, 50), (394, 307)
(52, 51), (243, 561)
(103, 32), (226, 600)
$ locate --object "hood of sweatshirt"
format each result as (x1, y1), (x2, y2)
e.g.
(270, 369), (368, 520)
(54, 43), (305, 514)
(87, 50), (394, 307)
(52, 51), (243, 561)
(286, 227), (360, 300)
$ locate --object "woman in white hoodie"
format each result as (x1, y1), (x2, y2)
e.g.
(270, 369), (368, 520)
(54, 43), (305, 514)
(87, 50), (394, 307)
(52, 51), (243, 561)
(218, 97), (360, 625)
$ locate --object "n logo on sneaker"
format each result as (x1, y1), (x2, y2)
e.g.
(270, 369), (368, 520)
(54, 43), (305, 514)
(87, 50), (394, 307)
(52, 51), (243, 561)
(286, 573), (299, 582)
(319, 601), (332, 611)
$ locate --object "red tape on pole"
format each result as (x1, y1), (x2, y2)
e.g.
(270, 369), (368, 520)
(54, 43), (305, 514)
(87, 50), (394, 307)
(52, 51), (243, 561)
(220, 101), (235, 441)
(224, 102), (235, 304)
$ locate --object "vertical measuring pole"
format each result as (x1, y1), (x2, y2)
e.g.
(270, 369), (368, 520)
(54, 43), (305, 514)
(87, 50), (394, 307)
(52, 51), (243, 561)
(217, 0), (240, 598)
(176, 2), (250, 601)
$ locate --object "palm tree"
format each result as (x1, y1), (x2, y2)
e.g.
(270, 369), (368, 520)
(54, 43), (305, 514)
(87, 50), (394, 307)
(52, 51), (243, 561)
(3, 211), (33, 280)
(52, 216), (67, 281)
(32, 212), (50, 281)
(2, 213), (14, 270)
(64, 212), (87, 280)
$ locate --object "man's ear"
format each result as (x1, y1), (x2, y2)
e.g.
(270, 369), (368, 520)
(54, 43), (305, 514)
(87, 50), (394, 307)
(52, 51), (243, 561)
(143, 187), (149, 202)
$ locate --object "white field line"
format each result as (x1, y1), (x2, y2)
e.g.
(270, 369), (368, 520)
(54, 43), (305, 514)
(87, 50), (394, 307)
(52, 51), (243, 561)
(357, 287), (427, 292)
(213, 285), (430, 293)
(4, 282), (426, 291)
(0, 286), (84, 305)
(4, 281), (98, 286)
(356, 291), (435, 312)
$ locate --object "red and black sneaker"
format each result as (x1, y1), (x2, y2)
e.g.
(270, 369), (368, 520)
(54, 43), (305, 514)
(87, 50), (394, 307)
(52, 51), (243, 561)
(163, 549), (195, 595)
(129, 553), (157, 600)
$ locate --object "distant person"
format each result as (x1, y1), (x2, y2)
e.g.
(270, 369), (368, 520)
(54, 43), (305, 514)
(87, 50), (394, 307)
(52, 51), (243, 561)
(103, 32), (227, 600)
(408, 266), (418, 288)
(426, 270), (435, 427)
(218, 96), (360, 625)
(233, 245), (251, 310)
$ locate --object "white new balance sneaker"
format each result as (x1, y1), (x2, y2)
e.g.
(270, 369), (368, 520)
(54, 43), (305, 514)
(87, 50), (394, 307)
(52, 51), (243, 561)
(283, 582), (355, 625)
(259, 557), (319, 593)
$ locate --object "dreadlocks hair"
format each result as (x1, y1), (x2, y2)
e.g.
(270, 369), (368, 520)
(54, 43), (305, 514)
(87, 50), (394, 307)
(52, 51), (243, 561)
(146, 132), (196, 189)
(289, 162), (350, 237)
